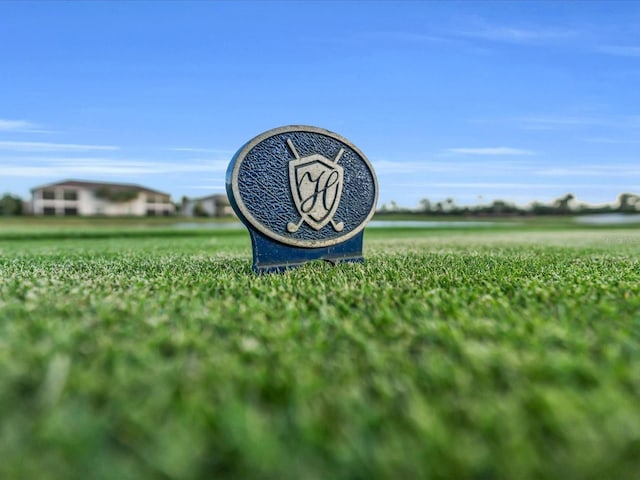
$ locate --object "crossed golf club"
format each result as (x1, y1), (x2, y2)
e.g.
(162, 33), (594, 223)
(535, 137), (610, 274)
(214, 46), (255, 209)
(286, 138), (344, 233)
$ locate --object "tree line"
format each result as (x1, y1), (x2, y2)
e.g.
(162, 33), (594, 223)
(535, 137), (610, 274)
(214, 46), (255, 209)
(0, 193), (24, 215)
(378, 193), (640, 216)
(2, 191), (639, 217)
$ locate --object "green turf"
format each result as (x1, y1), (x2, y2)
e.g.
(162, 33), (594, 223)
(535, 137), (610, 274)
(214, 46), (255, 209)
(0, 224), (639, 479)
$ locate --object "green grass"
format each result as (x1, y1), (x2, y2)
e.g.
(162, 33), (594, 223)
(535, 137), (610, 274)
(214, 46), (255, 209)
(1, 223), (639, 479)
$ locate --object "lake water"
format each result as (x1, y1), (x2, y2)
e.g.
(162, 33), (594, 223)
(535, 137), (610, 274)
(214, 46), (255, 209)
(368, 220), (502, 228)
(574, 214), (640, 225)
(173, 222), (244, 230)
(173, 215), (640, 230)
(172, 220), (503, 230)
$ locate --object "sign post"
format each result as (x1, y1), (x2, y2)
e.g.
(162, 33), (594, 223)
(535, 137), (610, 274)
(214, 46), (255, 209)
(226, 125), (378, 273)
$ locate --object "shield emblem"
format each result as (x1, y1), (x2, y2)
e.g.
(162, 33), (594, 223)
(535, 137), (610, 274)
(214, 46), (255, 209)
(289, 153), (344, 231)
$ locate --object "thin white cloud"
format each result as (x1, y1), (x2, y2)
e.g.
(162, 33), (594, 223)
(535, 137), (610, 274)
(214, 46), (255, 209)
(162, 160), (229, 173)
(0, 157), (229, 177)
(169, 147), (234, 154)
(0, 165), (147, 176)
(0, 160), (168, 177)
(0, 141), (119, 152)
(598, 45), (640, 57)
(369, 20), (577, 47)
(373, 160), (442, 174)
(361, 30), (451, 44)
(388, 182), (566, 189)
(518, 116), (601, 130)
(536, 166), (640, 177)
(373, 160), (474, 174)
(387, 182), (613, 189)
(372, 159), (532, 174)
(0, 119), (54, 133)
(518, 114), (640, 131)
(186, 184), (226, 190)
(446, 147), (534, 156)
(579, 136), (640, 145)
(0, 119), (37, 131)
(456, 19), (578, 45)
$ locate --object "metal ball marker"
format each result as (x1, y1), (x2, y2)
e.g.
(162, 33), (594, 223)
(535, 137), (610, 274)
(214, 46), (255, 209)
(226, 125), (378, 273)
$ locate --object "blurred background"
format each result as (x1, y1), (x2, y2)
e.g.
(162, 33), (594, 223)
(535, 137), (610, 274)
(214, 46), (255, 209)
(1, 0), (639, 224)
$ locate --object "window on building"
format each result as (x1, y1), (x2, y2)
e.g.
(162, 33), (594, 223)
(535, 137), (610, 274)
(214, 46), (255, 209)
(146, 195), (156, 204)
(42, 190), (55, 200)
(63, 190), (78, 201)
(43, 207), (56, 215)
(64, 207), (78, 216)
(146, 209), (156, 216)
(162, 210), (170, 216)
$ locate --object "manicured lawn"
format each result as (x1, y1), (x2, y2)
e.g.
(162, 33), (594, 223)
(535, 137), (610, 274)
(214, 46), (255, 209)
(1, 223), (639, 479)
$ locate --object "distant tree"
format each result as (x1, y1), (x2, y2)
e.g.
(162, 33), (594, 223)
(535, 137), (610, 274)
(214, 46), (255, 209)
(574, 202), (589, 214)
(213, 196), (231, 218)
(418, 198), (431, 213)
(553, 193), (575, 215)
(444, 198), (455, 213)
(490, 200), (508, 215)
(378, 200), (406, 213)
(176, 195), (188, 213)
(0, 193), (23, 215)
(618, 193), (640, 212)
(530, 201), (553, 215)
(193, 201), (208, 217)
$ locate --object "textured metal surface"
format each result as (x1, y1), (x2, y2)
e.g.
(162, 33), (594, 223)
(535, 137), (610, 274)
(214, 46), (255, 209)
(227, 125), (377, 249)
(249, 229), (365, 274)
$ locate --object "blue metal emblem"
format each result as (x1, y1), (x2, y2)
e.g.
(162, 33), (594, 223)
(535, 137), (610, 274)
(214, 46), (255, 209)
(226, 125), (378, 273)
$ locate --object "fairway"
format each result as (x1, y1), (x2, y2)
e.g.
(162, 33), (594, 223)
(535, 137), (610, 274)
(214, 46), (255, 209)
(1, 224), (639, 479)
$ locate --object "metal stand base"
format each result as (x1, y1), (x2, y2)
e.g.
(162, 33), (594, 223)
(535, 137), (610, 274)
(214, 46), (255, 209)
(249, 230), (364, 273)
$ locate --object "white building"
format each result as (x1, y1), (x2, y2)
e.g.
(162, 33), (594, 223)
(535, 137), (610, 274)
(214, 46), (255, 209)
(31, 180), (175, 216)
(180, 194), (233, 217)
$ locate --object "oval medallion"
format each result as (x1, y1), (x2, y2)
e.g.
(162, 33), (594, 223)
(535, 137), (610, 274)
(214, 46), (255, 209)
(226, 125), (378, 249)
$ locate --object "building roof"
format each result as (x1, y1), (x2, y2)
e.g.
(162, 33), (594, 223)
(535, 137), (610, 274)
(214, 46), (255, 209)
(31, 179), (171, 197)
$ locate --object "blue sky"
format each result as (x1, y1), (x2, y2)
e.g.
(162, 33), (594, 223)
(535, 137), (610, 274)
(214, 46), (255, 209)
(1, 0), (639, 209)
